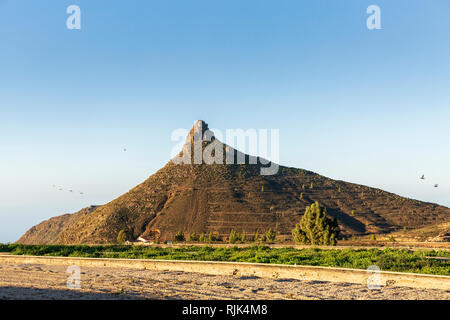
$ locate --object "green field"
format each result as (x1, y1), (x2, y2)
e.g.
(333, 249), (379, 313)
(1, 244), (449, 276)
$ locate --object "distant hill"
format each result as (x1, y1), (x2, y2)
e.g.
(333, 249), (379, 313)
(17, 121), (450, 244)
(17, 206), (99, 245)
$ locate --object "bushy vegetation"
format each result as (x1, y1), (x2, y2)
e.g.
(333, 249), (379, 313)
(1, 244), (448, 275)
(174, 231), (185, 242)
(292, 202), (339, 245)
(264, 228), (276, 243)
(208, 232), (218, 243)
(227, 229), (275, 244)
(228, 230), (240, 244)
(117, 230), (131, 244)
(240, 231), (246, 242)
(187, 232), (199, 242)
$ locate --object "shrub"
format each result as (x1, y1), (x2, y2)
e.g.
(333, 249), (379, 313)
(291, 202), (340, 245)
(199, 233), (206, 242)
(240, 231), (246, 243)
(265, 228), (276, 242)
(292, 226), (308, 244)
(229, 230), (240, 244)
(117, 230), (131, 244)
(208, 232), (216, 243)
(252, 231), (260, 242)
(188, 232), (199, 242)
(174, 231), (185, 242)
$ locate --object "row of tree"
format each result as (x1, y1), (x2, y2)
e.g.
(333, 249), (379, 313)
(118, 202), (340, 245)
(173, 228), (277, 244)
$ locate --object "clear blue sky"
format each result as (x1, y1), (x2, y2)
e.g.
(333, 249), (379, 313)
(1, 0), (449, 243)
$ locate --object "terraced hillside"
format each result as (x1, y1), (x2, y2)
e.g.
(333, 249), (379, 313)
(18, 121), (450, 244)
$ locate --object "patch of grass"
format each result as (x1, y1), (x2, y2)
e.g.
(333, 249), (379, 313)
(1, 244), (449, 275)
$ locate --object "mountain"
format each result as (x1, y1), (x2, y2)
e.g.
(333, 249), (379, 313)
(17, 206), (99, 245)
(18, 120), (450, 244)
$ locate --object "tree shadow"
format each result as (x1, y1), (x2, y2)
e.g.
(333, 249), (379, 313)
(326, 207), (367, 234)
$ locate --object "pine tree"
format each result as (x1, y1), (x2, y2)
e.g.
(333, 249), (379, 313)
(174, 230), (185, 242)
(292, 225), (308, 244)
(229, 230), (239, 244)
(291, 202), (339, 245)
(188, 232), (199, 242)
(265, 228), (276, 242)
(240, 231), (246, 243)
(117, 230), (130, 244)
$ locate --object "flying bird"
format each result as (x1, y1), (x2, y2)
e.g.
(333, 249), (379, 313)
(434, 184), (439, 188)
(420, 175), (425, 180)
(53, 184), (84, 194)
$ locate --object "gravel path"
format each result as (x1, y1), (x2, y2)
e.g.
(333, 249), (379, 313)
(0, 262), (448, 300)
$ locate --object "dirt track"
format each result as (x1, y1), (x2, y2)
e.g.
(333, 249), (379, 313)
(0, 262), (449, 300)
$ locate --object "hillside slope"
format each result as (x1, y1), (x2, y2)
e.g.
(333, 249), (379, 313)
(17, 206), (99, 244)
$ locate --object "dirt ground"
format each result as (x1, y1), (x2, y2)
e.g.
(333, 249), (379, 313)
(0, 262), (449, 300)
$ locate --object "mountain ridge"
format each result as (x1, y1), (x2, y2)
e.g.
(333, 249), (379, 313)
(17, 120), (450, 244)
